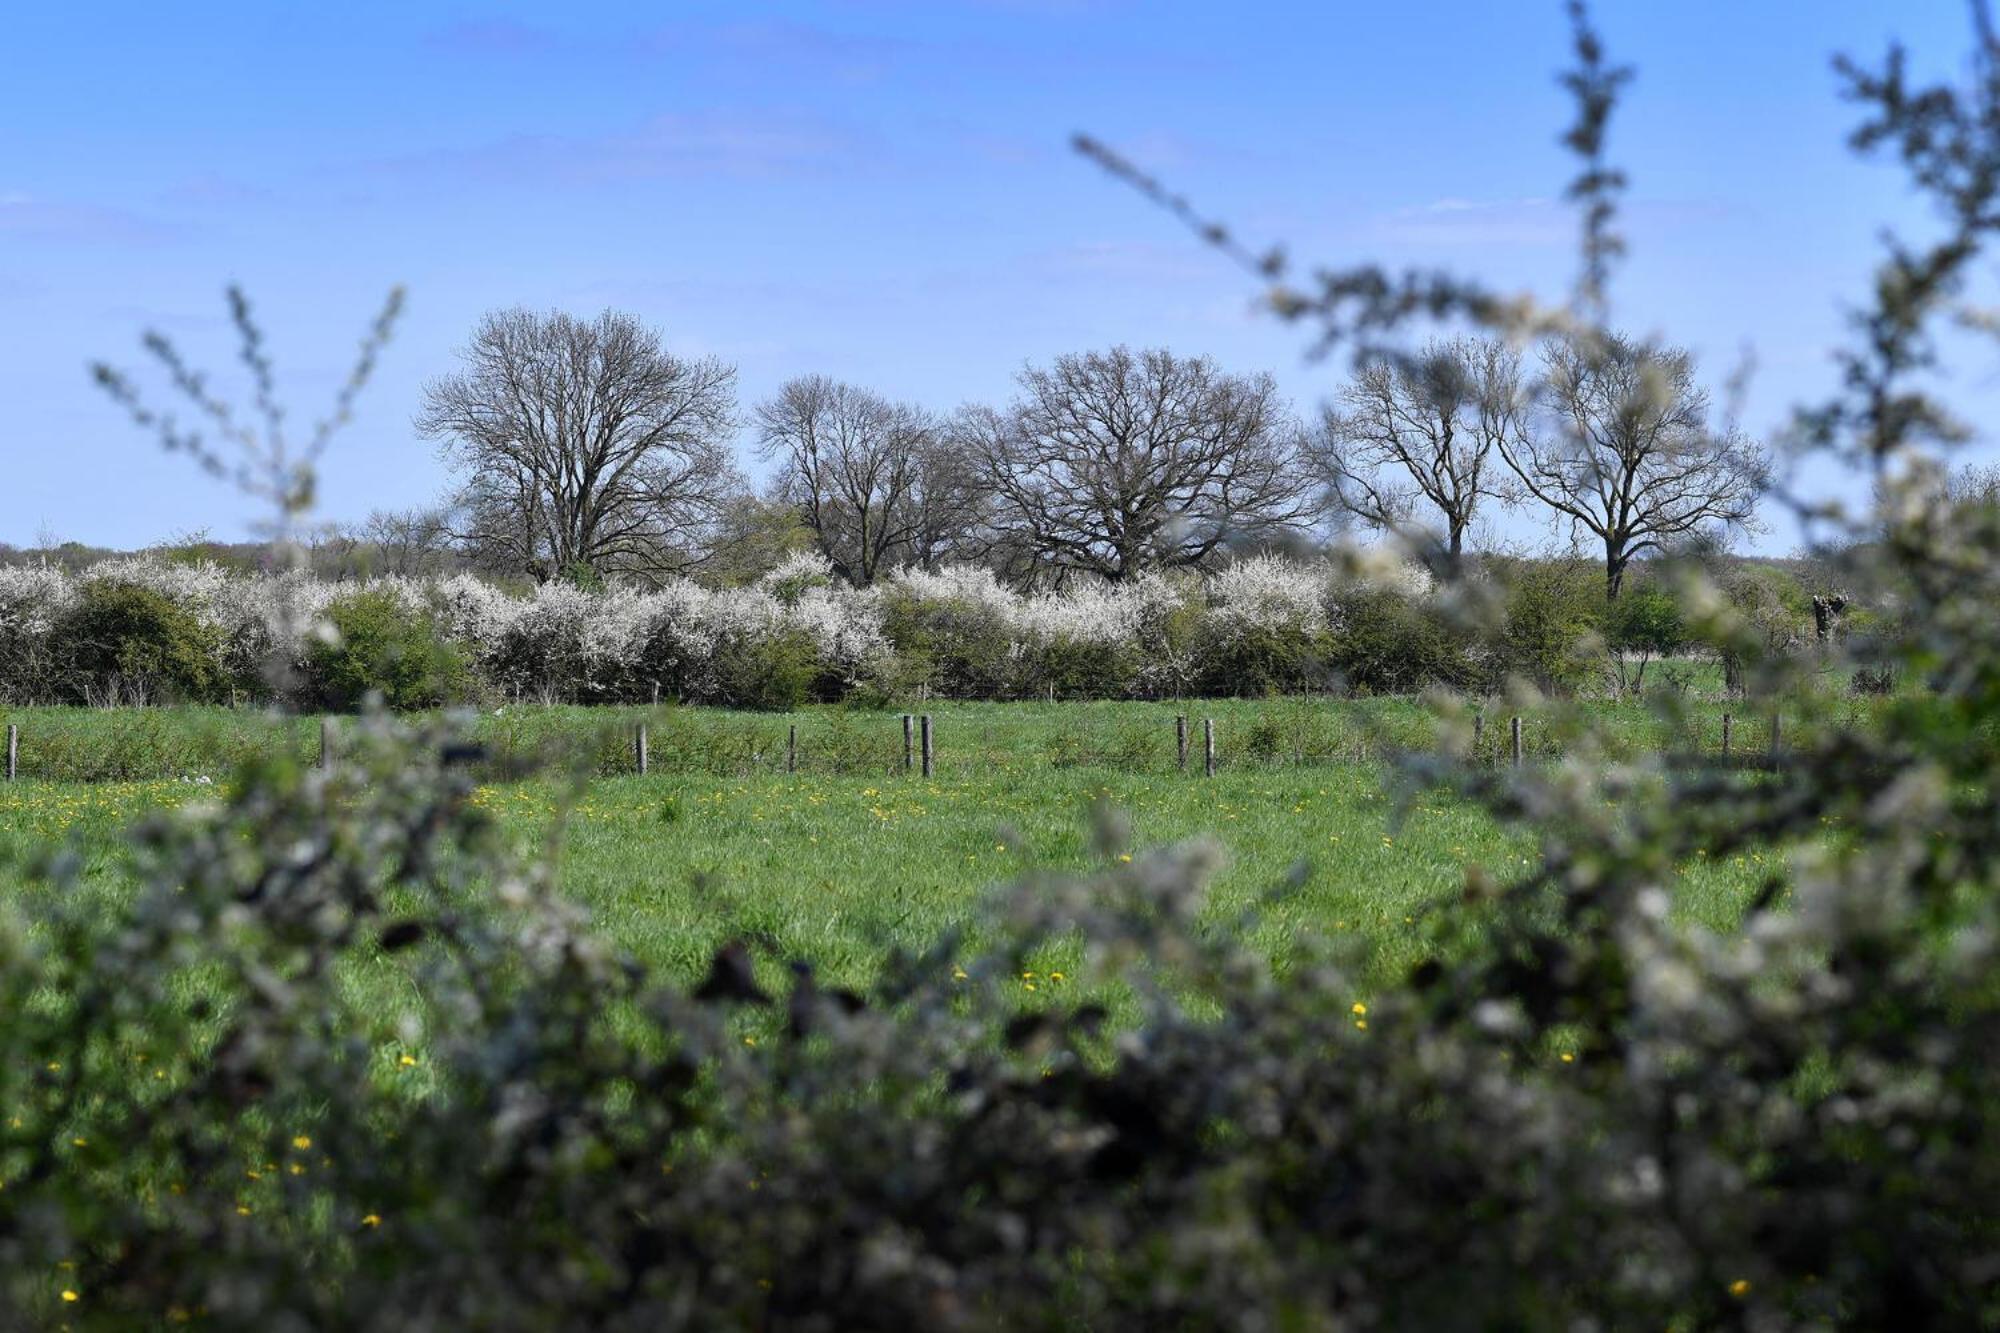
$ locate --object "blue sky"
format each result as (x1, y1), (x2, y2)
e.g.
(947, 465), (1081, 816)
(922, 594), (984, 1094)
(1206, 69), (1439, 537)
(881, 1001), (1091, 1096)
(0, 1), (1980, 554)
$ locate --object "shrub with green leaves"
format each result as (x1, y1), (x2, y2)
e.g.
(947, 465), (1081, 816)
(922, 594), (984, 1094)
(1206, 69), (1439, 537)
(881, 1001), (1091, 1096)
(1492, 557), (1604, 696)
(707, 626), (821, 710)
(304, 588), (472, 712)
(1329, 583), (1488, 696)
(1604, 579), (1688, 694)
(57, 579), (227, 706)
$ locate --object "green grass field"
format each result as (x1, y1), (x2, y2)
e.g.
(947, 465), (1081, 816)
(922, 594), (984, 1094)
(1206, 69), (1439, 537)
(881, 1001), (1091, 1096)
(0, 755), (1772, 1000)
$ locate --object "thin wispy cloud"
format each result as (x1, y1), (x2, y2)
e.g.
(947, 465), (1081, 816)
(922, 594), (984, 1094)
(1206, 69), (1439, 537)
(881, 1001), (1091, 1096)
(0, 192), (183, 246)
(640, 20), (912, 83)
(159, 175), (276, 209)
(1376, 195), (1734, 249)
(373, 111), (881, 187)
(1375, 195), (1570, 247)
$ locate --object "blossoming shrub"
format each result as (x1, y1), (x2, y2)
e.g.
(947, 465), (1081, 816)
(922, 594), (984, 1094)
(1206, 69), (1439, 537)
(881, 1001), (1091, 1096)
(1192, 557), (1336, 696)
(0, 566), (75, 705)
(0, 553), (1723, 708)
(877, 567), (1022, 699)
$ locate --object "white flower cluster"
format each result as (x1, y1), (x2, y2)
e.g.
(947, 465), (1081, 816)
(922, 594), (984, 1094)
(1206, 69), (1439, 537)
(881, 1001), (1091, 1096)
(0, 552), (1441, 704)
(1206, 556), (1333, 642)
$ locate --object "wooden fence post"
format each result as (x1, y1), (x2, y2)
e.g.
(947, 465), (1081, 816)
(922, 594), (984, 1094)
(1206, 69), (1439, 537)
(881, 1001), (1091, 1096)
(1203, 717), (1216, 777)
(1769, 710), (1782, 761)
(920, 714), (934, 778)
(1472, 712), (1484, 764)
(902, 714), (914, 773)
(1176, 715), (1188, 771)
(318, 718), (333, 772)
(635, 723), (649, 775)
(787, 724), (797, 774)
(1721, 712), (1733, 758)
(5, 724), (14, 782)
(1510, 715), (1523, 768)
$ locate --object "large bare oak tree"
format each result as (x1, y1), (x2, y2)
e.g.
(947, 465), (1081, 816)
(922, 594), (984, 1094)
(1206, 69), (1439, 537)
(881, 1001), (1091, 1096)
(1314, 337), (1521, 565)
(417, 309), (742, 585)
(972, 346), (1312, 583)
(755, 376), (983, 584)
(1504, 334), (1766, 597)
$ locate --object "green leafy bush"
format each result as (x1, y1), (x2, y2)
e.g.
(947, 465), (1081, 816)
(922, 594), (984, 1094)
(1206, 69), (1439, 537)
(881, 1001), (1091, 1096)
(1491, 558), (1604, 696)
(877, 587), (1016, 699)
(1604, 580), (1688, 694)
(1020, 635), (1134, 700)
(57, 579), (226, 705)
(304, 589), (472, 712)
(707, 628), (821, 711)
(1329, 584), (1488, 696)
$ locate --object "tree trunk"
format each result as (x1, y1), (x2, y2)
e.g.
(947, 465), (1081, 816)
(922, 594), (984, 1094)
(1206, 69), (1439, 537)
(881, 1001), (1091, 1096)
(1605, 546), (1627, 600)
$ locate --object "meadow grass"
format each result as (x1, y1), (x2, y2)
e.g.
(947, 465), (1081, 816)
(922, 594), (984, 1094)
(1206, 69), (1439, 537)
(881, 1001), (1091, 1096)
(0, 762), (1771, 1004)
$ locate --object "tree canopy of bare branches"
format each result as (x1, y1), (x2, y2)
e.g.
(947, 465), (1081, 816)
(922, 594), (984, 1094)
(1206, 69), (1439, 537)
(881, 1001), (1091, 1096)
(1314, 337), (1522, 565)
(972, 346), (1312, 583)
(360, 506), (456, 578)
(1503, 334), (1766, 597)
(416, 309), (743, 585)
(755, 376), (981, 584)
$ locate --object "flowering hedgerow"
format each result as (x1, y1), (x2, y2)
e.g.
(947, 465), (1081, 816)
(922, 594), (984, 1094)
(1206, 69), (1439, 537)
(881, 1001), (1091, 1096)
(0, 555), (1451, 707)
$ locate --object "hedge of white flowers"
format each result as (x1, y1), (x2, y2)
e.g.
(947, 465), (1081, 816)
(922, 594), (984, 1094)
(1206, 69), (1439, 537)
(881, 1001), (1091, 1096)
(0, 551), (1450, 707)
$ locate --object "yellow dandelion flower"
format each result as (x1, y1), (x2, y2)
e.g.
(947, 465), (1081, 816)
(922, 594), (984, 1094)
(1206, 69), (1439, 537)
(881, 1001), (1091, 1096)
(361, 1213), (382, 1228)
(1049, 972), (1064, 982)
(61, 1289), (78, 1303)
(398, 1054), (417, 1067)
(1728, 1279), (1750, 1298)
(1116, 853), (1132, 863)
(1560, 1052), (1575, 1064)
(236, 1206), (252, 1217)
(292, 1135), (312, 1151)
(1351, 1002), (1367, 1016)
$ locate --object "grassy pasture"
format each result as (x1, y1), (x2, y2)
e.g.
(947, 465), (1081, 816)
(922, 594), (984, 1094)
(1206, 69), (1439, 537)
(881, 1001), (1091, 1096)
(0, 684), (1876, 783)
(0, 760), (1772, 1005)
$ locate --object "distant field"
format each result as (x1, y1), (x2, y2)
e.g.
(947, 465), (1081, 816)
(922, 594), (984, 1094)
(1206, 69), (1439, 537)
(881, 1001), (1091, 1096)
(0, 763), (1773, 1001)
(0, 685), (1876, 784)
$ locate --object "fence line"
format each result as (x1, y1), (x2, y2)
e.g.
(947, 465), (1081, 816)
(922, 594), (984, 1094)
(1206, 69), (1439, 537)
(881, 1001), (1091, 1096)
(0, 706), (1818, 784)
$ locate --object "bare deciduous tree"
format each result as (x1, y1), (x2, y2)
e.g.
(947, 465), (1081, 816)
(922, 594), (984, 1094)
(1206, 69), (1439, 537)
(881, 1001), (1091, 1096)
(1314, 337), (1522, 565)
(361, 506), (456, 578)
(755, 376), (976, 584)
(417, 309), (743, 585)
(1503, 334), (1766, 598)
(972, 346), (1312, 583)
